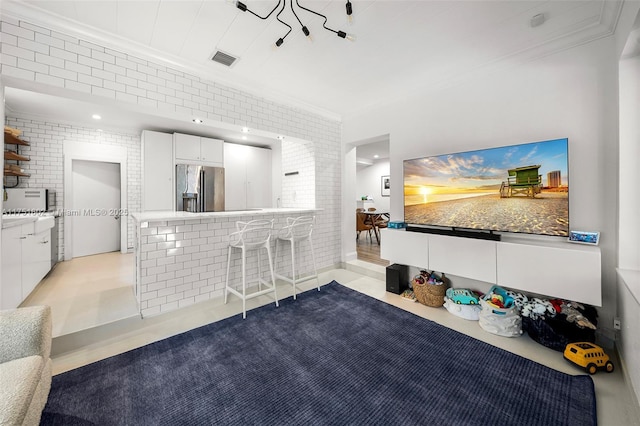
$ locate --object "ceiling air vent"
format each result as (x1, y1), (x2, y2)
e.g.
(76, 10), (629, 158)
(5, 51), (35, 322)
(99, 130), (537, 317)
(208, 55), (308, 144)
(211, 50), (238, 67)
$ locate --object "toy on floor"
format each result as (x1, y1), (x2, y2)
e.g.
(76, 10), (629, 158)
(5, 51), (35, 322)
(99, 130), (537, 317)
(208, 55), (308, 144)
(563, 342), (614, 374)
(445, 288), (480, 305)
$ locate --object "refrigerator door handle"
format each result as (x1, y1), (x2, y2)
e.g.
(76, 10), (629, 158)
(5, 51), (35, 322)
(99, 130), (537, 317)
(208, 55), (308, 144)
(199, 170), (205, 212)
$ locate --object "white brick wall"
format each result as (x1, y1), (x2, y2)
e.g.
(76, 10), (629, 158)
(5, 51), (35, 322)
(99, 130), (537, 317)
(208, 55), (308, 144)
(1, 17), (343, 295)
(137, 213), (320, 317)
(3, 117), (141, 257)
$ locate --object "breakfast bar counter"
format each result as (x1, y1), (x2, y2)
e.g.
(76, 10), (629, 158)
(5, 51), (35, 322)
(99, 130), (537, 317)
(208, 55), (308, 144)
(131, 208), (320, 317)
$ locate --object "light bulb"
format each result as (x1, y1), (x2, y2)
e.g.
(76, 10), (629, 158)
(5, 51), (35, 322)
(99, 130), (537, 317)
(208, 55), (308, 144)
(346, 34), (356, 42)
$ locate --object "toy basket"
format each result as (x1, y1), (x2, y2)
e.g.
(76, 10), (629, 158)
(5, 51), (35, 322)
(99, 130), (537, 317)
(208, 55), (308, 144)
(412, 278), (447, 307)
(478, 298), (522, 337)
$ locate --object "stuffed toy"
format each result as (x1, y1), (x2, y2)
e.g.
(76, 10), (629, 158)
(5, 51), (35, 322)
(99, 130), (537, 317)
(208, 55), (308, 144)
(506, 290), (529, 310)
(561, 302), (597, 330)
(521, 298), (557, 320)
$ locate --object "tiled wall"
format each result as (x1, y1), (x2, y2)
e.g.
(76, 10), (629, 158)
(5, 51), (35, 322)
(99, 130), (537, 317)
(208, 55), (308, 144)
(1, 17), (342, 284)
(4, 117), (141, 258)
(138, 213), (318, 317)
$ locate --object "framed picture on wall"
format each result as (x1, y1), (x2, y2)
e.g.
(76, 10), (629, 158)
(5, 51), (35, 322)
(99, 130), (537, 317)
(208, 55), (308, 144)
(381, 175), (390, 197)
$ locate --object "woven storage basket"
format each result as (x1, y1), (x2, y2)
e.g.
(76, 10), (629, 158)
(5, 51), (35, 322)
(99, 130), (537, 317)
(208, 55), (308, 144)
(413, 280), (447, 307)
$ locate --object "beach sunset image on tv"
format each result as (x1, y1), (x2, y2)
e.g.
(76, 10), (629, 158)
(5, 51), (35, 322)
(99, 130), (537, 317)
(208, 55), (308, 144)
(403, 138), (569, 236)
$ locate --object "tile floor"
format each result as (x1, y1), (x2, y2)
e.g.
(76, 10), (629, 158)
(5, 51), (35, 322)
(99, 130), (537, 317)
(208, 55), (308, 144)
(22, 253), (640, 425)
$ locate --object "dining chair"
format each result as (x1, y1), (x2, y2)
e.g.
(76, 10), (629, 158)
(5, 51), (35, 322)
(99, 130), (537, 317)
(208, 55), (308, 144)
(356, 212), (373, 241)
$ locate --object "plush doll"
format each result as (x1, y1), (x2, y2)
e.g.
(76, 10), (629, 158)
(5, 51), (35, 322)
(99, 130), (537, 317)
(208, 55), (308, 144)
(561, 302), (597, 330)
(506, 290), (529, 311)
(521, 298), (557, 320)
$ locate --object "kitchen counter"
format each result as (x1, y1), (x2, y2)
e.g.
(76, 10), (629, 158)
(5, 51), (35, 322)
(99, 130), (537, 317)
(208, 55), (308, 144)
(131, 208), (320, 223)
(1, 215), (37, 229)
(2, 212), (58, 230)
(133, 207), (321, 318)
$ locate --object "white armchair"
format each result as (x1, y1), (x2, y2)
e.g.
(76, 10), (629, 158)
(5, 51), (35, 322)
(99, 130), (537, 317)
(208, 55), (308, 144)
(0, 305), (52, 426)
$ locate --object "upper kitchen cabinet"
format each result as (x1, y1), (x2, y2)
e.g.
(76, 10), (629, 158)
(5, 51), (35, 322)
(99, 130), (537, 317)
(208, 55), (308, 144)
(174, 133), (223, 166)
(142, 130), (173, 211)
(224, 143), (272, 210)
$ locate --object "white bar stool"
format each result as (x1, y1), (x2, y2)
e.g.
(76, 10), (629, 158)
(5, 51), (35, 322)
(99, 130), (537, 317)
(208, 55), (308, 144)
(274, 216), (320, 300)
(225, 219), (279, 319)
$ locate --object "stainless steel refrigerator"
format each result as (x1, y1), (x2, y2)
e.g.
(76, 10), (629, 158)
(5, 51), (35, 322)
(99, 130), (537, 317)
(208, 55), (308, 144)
(176, 164), (225, 212)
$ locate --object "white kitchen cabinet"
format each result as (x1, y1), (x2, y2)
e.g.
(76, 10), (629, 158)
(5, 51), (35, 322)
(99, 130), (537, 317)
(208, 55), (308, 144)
(174, 133), (223, 165)
(224, 143), (272, 210)
(1, 225), (23, 309)
(1, 219), (54, 309)
(142, 130), (174, 211)
(21, 228), (51, 299)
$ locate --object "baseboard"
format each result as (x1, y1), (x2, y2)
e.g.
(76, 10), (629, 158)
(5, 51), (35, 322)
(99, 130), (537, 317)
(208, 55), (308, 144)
(615, 341), (640, 417)
(344, 251), (358, 262)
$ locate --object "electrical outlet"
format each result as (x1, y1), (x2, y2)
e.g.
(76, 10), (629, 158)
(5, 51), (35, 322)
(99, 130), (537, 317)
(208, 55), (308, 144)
(613, 318), (621, 330)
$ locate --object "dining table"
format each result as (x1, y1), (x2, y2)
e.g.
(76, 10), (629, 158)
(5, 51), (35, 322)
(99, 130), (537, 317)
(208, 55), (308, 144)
(361, 211), (390, 244)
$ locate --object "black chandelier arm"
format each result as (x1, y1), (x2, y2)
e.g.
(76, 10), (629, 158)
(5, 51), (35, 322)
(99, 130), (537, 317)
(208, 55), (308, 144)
(290, 0), (311, 36)
(236, 1), (282, 20)
(276, 0), (292, 44)
(295, 0), (340, 36)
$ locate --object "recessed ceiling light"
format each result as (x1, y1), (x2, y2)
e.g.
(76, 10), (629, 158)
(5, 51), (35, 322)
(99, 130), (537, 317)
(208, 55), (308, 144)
(374, 154), (379, 159)
(192, 118), (203, 124)
(277, 135), (285, 140)
(92, 114), (101, 120)
(242, 127), (250, 133)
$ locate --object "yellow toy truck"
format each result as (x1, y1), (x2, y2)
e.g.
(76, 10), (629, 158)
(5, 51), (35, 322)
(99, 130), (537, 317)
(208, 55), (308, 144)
(563, 342), (614, 375)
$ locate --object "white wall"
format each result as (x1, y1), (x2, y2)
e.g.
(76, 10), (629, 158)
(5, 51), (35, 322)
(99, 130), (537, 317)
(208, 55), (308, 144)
(356, 160), (390, 212)
(0, 16), (343, 272)
(343, 37), (619, 340)
(616, 3), (640, 409)
(619, 56), (640, 271)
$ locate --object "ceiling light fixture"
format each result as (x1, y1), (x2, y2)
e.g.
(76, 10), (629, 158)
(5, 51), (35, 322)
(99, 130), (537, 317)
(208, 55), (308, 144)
(192, 118), (204, 124)
(242, 126), (250, 133)
(235, 0), (356, 48)
(92, 114), (101, 120)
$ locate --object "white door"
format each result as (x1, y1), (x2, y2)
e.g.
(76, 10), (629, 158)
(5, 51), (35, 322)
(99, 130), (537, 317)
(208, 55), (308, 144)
(142, 130), (173, 211)
(224, 143), (248, 210)
(72, 160), (121, 257)
(246, 146), (272, 208)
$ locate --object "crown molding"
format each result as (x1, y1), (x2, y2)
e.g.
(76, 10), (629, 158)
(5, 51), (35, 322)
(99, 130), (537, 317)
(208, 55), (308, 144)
(0, 0), (342, 122)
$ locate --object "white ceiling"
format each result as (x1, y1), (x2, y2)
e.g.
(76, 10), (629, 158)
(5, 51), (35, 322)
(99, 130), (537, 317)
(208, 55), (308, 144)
(1, 0), (625, 120)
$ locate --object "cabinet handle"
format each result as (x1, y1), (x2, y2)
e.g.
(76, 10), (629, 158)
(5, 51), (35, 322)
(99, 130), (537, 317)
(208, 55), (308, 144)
(40, 240), (49, 244)
(19, 236), (26, 239)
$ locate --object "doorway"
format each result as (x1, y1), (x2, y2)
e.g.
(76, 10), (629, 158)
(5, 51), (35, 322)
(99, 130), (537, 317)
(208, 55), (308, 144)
(345, 135), (390, 266)
(63, 141), (128, 260)
(71, 160), (121, 257)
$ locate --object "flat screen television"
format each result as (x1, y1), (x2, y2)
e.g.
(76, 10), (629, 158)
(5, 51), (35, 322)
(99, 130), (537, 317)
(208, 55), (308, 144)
(403, 138), (569, 238)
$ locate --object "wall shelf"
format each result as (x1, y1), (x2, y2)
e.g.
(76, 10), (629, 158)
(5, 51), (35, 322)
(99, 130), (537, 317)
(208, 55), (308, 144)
(4, 151), (30, 162)
(4, 129), (30, 184)
(4, 131), (30, 147)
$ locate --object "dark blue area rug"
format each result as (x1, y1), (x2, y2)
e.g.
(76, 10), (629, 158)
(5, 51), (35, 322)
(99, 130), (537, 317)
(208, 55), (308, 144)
(41, 281), (596, 426)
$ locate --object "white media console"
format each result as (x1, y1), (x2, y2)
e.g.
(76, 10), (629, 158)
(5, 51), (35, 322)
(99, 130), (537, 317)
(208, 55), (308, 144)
(380, 228), (601, 306)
